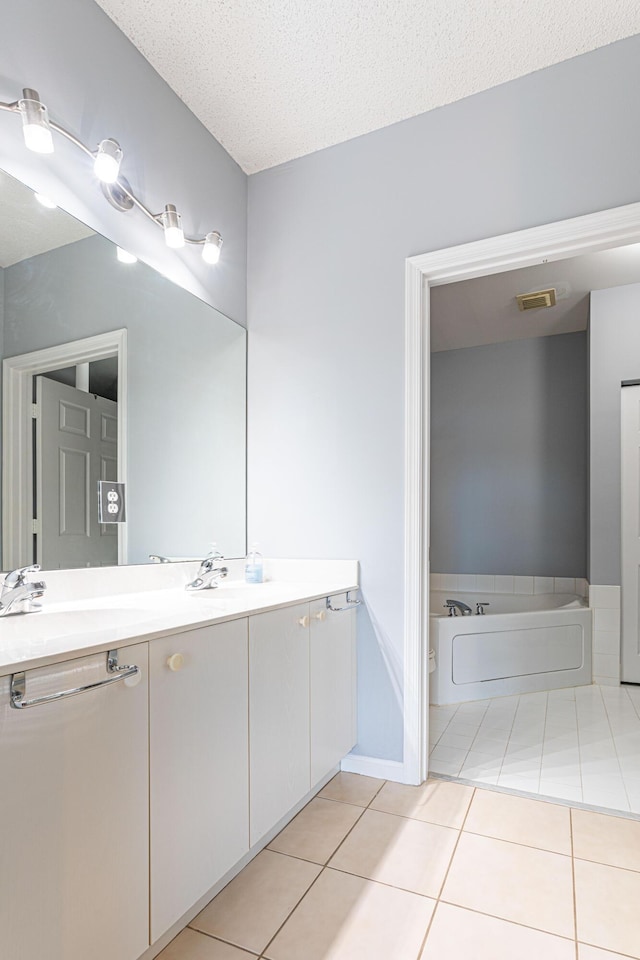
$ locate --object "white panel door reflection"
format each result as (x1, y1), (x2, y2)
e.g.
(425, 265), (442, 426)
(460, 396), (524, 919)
(36, 375), (118, 568)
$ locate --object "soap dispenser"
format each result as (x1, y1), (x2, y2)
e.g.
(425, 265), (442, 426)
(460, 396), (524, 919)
(245, 543), (264, 584)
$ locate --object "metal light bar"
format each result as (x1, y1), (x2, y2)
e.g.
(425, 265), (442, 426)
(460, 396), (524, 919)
(0, 87), (223, 262)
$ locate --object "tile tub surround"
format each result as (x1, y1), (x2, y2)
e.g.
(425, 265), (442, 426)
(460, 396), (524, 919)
(589, 585), (621, 685)
(156, 774), (640, 960)
(430, 573), (589, 598)
(430, 684), (640, 814)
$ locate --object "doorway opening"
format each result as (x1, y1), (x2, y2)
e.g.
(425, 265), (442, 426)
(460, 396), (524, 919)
(2, 329), (127, 569)
(403, 201), (640, 790)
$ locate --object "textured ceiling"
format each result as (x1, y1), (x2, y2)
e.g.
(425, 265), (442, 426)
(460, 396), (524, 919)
(93, 0), (640, 173)
(430, 243), (640, 352)
(0, 170), (94, 267)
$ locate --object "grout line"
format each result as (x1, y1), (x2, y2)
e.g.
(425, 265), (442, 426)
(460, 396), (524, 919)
(257, 864), (326, 959)
(570, 806), (578, 958)
(431, 900), (578, 944)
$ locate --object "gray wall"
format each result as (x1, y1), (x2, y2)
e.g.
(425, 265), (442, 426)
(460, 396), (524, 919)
(430, 333), (587, 578)
(3, 0), (247, 326)
(589, 282), (640, 585)
(248, 35), (640, 762)
(4, 235), (247, 563)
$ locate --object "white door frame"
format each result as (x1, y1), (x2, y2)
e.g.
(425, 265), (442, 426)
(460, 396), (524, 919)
(2, 329), (128, 570)
(403, 200), (640, 786)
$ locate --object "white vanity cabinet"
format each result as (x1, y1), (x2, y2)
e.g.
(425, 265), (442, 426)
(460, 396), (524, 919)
(249, 595), (357, 845)
(249, 602), (311, 845)
(149, 620), (249, 943)
(310, 595), (357, 785)
(0, 643), (150, 960)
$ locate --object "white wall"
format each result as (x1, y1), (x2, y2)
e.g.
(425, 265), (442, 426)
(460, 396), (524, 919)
(248, 35), (640, 762)
(590, 282), (640, 585)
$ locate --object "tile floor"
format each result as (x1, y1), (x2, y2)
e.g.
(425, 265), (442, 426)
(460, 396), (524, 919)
(157, 772), (640, 960)
(430, 683), (640, 812)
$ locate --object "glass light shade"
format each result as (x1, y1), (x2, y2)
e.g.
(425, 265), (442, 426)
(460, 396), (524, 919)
(94, 138), (122, 184)
(162, 204), (185, 249)
(116, 247), (137, 264)
(202, 231), (223, 264)
(19, 91), (54, 154)
(35, 193), (57, 209)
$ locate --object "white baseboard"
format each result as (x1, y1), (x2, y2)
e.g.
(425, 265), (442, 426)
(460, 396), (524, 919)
(341, 752), (406, 782)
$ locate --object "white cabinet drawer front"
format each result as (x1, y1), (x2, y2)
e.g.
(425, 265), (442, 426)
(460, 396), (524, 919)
(310, 595), (357, 785)
(0, 643), (150, 960)
(249, 603), (311, 845)
(149, 621), (249, 942)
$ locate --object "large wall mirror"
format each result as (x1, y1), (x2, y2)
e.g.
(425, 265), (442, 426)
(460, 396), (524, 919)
(0, 167), (246, 570)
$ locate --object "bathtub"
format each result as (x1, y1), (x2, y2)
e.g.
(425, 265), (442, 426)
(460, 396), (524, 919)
(429, 590), (592, 705)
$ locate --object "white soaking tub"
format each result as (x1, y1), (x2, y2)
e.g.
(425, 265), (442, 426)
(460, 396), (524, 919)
(429, 590), (592, 705)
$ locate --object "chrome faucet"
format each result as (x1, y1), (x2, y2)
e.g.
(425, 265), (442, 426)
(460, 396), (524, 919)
(185, 551), (228, 591)
(0, 564), (46, 616)
(444, 598), (472, 616)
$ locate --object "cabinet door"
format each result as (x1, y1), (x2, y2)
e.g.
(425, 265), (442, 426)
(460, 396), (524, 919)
(249, 603), (310, 845)
(0, 643), (149, 960)
(310, 595), (357, 784)
(149, 620), (249, 942)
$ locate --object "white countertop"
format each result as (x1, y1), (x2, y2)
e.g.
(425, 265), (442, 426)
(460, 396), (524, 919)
(0, 575), (359, 677)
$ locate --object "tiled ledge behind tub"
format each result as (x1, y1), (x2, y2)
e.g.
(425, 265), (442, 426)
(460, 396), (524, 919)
(589, 585), (621, 686)
(430, 573), (589, 597)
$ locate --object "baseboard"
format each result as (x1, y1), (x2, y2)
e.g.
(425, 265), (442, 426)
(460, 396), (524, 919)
(341, 752), (406, 781)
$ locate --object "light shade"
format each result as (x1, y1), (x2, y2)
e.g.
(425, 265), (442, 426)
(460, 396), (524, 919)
(94, 138), (122, 184)
(162, 204), (184, 249)
(202, 231), (223, 264)
(116, 247), (137, 264)
(18, 89), (54, 154)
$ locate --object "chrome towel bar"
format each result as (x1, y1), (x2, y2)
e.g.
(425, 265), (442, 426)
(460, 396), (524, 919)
(326, 591), (361, 612)
(10, 649), (140, 709)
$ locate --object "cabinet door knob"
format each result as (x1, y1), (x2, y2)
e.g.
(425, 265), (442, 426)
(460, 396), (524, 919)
(298, 615), (310, 628)
(166, 653), (184, 672)
(314, 609), (327, 621)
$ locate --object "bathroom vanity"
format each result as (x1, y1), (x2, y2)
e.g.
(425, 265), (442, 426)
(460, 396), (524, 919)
(0, 560), (358, 960)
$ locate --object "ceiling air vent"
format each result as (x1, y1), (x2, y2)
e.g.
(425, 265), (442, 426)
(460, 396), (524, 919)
(516, 288), (557, 311)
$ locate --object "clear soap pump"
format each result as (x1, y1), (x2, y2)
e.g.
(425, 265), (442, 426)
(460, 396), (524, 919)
(245, 542), (264, 584)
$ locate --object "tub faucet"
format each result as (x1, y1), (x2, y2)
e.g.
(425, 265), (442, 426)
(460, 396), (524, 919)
(0, 564), (46, 616)
(444, 599), (472, 616)
(185, 551), (228, 591)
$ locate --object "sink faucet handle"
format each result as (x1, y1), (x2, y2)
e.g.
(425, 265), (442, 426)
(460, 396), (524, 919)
(5, 564), (41, 585)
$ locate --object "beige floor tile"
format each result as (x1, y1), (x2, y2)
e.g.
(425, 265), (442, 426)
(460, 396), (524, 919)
(441, 833), (574, 938)
(575, 858), (640, 958)
(157, 930), (258, 960)
(420, 902), (575, 960)
(190, 850), (321, 954)
(328, 807), (458, 897)
(464, 788), (571, 854)
(264, 867), (435, 960)
(579, 945), (638, 959)
(572, 808), (640, 872)
(318, 772), (385, 807)
(370, 778), (474, 829)
(268, 797), (364, 864)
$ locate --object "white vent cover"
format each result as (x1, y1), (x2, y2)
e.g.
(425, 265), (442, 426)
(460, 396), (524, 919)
(516, 288), (557, 311)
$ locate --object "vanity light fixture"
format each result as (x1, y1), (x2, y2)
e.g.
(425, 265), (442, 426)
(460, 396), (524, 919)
(161, 204), (185, 249)
(17, 89), (54, 154)
(0, 86), (223, 264)
(94, 138), (122, 184)
(202, 231), (223, 264)
(116, 247), (137, 264)
(34, 193), (57, 209)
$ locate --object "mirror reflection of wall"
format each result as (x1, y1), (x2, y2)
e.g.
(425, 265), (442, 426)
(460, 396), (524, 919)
(0, 168), (247, 569)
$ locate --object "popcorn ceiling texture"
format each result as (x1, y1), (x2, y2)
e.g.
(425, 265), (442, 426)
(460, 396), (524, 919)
(93, 1), (640, 173)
